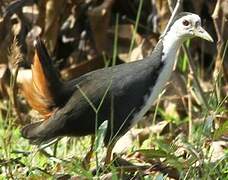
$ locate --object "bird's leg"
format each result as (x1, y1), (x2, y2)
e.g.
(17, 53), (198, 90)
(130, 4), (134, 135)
(82, 135), (95, 169)
(104, 143), (115, 165)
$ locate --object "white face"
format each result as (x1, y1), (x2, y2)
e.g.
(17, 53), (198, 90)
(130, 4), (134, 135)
(170, 14), (201, 39)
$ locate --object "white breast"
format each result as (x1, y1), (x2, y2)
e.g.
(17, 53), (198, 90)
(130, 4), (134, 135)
(131, 32), (183, 125)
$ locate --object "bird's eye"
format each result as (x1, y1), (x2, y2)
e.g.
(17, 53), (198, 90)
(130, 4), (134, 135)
(182, 20), (190, 26)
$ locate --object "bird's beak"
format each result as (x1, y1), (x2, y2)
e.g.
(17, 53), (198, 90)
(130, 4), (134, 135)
(194, 26), (213, 42)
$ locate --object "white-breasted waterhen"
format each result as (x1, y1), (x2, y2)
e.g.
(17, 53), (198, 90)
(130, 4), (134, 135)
(22, 12), (213, 163)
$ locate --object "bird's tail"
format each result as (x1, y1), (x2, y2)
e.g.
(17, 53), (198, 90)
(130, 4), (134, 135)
(32, 37), (63, 106)
(21, 37), (63, 118)
(21, 120), (59, 144)
(21, 121), (46, 144)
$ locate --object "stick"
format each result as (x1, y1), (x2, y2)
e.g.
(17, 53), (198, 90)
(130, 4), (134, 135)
(161, 0), (183, 38)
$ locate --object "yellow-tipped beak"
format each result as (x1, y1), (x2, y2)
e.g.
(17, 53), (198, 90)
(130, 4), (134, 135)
(194, 26), (214, 42)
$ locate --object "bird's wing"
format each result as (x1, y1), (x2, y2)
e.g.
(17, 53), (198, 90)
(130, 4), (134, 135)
(21, 68), (115, 143)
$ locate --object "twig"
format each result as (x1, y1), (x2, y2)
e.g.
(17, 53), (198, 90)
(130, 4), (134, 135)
(187, 74), (193, 142)
(53, 140), (58, 157)
(128, 0), (144, 54)
(12, 65), (23, 123)
(182, 46), (209, 109)
(4, 0), (35, 18)
(161, 0), (183, 38)
(212, 0), (227, 100)
(212, 0), (222, 47)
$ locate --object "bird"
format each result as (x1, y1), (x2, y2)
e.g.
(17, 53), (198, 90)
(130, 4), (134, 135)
(22, 12), (213, 163)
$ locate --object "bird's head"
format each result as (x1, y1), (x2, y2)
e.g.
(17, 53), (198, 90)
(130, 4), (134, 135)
(169, 12), (213, 42)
